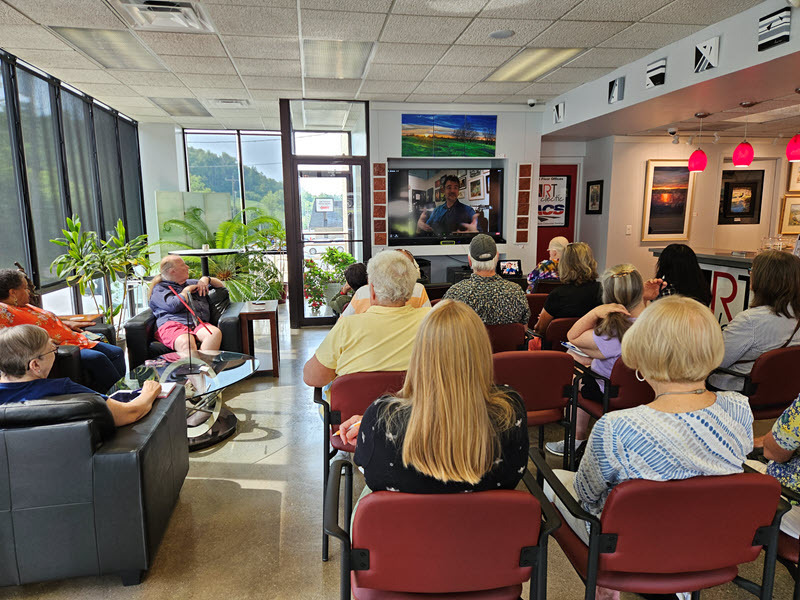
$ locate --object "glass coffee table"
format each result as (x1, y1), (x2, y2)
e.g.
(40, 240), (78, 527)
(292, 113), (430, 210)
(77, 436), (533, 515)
(112, 350), (259, 451)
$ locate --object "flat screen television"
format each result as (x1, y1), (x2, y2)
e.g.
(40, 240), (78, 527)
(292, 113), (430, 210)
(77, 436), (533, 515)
(387, 167), (505, 246)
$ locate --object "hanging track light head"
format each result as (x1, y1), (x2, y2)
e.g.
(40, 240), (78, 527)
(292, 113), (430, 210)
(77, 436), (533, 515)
(739, 101), (758, 108)
(694, 112), (711, 119)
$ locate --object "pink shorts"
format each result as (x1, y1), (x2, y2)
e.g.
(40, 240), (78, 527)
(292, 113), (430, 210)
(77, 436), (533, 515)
(156, 321), (208, 349)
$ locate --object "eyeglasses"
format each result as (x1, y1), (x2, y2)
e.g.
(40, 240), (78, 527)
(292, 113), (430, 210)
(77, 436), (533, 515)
(37, 345), (58, 359)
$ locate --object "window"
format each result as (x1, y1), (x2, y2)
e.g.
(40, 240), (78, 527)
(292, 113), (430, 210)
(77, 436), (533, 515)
(0, 65), (27, 272)
(119, 119), (144, 238)
(240, 133), (284, 225)
(61, 90), (100, 234)
(93, 106), (124, 239)
(185, 131), (241, 222)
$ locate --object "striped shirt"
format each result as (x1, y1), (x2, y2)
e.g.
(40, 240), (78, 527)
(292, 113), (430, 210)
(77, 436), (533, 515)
(574, 391), (753, 519)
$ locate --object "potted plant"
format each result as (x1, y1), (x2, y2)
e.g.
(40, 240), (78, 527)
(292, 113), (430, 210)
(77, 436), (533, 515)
(303, 247), (355, 313)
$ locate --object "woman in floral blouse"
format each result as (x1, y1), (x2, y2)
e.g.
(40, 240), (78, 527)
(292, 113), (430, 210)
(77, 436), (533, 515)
(526, 236), (568, 292)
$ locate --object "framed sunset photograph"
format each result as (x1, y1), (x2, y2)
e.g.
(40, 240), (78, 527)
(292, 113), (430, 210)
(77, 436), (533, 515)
(641, 160), (694, 241)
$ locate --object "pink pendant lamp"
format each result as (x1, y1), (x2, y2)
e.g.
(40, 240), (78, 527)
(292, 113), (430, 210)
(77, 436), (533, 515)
(734, 101), (756, 168)
(688, 112), (709, 172)
(787, 133), (800, 162)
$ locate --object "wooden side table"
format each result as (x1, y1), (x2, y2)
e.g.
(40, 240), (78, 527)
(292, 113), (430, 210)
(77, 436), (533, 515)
(239, 300), (280, 377)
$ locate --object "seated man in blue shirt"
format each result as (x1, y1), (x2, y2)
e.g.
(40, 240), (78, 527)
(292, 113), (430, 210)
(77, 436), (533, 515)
(417, 175), (480, 235)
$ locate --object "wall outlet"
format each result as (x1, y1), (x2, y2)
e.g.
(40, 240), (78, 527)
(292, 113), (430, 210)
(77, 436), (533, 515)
(625, 225), (632, 236)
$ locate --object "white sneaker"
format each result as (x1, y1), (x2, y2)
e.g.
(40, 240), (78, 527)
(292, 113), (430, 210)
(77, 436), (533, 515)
(545, 439), (584, 457)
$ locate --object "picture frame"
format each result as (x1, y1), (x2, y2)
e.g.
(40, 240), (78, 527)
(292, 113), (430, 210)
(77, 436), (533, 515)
(469, 178), (483, 199)
(788, 161), (800, 193)
(780, 194), (800, 234)
(585, 180), (603, 214)
(485, 174), (490, 194)
(718, 169), (764, 225)
(641, 160), (694, 242)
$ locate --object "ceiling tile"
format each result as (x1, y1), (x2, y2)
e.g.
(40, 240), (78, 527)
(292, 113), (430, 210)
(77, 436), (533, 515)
(360, 80), (419, 94)
(563, 0), (673, 22)
(538, 66), (613, 83)
(0, 2), (35, 25)
(243, 75), (302, 89)
(303, 89), (355, 99)
(78, 82), (134, 97)
(380, 15), (471, 44)
(181, 73), (244, 88)
(97, 95), (154, 108)
(392, 0), (486, 17)
(356, 92), (409, 101)
(455, 18), (552, 46)
(405, 93), (460, 103)
(643, 0), (763, 25)
(501, 94), (553, 103)
(3, 0), (125, 28)
(254, 100), (280, 113)
(210, 108), (260, 118)
(516, 82), (575, 95)
(424, 65), (494, 82)
(124, 107), (169, 117)
(219, 118), (265, 128)
(109, 70), (184, 86)
(456, 94), (510, 103)
(372, 42), (449, 64)
(176, 116), (225, 126)
(129, 85), (193, 98)
(159, 55), (237, 75)
(6, 48), (97, 69)
(300, 0), (391, 11)
(135, 115), (178, 123)
(366, 63), (431, 81)
(529, 20), (631, 48)
(480, 0), (581, 20)
(261, 117), (281, 130)
(249, 89), (302, 100)
(413, 80), (473, 94)
(599, 22), (704, 48)
(49, 67), (120, 84)
(301, 10), (385, 41)
(234, 58), (300, 77)
(0, 24), (71, 50)
(194, 88), (250, 99)
(136, 32), (226, 57)
(564, 47), (650, 68)
(304, 78), (361, 93)
(439, 45), (519, 67)
(203, 4), (298, 36)
(466, 81), (527, 94)
(222, 35), (299, 59)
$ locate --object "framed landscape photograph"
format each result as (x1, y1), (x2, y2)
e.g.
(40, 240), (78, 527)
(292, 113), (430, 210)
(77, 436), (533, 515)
(718, 169), (764, 225)
(641, 160), (694, 241)
(788, 161), (800, 193)
(586, 180), (603, 214)
(780, 194), (800, 234)
(469, 178), (483, 199)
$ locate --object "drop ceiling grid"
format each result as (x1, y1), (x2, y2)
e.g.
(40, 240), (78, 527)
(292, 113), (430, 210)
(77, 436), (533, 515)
(0, 0), (777, 127)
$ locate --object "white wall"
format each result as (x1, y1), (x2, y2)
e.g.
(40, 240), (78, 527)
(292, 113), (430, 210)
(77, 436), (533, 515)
(369, 103), (543, 270)
(138, 123), (185, 241)
(579, 137), (614, 269)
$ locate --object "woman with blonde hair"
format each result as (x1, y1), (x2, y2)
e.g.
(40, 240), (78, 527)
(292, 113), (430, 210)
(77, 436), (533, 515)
(546, 264), (646, 457)
(544, 296), (752, 600)
(340, 299), (528, 493)
(533, 242), (601, 334)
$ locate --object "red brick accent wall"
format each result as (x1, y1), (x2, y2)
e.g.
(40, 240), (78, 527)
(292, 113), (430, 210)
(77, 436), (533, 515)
(516, 164), (533, 244)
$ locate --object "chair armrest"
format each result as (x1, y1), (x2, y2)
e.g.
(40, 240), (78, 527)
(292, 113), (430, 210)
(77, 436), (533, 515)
(573, 363), (611, 386)
(50, 344), (82, 381)
(324, 459), (352, 546)
(217, 301), (245, 353)
(86, 323), (116, 345)
(125, 309), (156, 370)
(522, 469), (561, 539)
(528, 448), (600, 530)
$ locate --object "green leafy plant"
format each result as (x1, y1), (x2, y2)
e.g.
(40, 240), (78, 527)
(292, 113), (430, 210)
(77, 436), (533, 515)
(303, 247), (356, 311)
(50, 216), (151, 336)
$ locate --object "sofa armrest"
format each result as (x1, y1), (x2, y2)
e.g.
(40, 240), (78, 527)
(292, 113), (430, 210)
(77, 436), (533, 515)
(50, 345), (82, 381)
(125, 309), (156, 370)
(87, 323), (116, 346)
(218, 301), (245, 353)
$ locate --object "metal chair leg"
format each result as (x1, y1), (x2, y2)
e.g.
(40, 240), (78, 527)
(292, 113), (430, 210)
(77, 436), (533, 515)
(322, 405), (331, 561)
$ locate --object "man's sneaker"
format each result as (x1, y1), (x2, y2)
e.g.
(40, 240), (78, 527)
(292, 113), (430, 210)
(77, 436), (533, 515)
(545, 439), (584, 457)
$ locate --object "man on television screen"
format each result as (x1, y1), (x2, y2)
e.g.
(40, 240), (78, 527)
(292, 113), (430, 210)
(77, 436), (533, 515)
(416, 175), (480, 234)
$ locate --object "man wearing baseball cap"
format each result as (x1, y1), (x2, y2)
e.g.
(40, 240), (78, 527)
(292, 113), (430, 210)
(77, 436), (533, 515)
(443, 234), (530, 326)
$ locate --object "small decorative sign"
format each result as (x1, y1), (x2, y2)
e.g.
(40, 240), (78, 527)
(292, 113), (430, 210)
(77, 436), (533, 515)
(694, 36), (719, 73)
(758, 7), (791, 52)
(316, 198), (334, 212)
(538, 176), (569, 227)
(553, 102), (564, 124)
(608, 76), (625, 104)
(646, 58), (666, 88)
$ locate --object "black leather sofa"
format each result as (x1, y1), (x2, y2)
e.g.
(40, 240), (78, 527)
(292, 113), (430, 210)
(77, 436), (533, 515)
(48, 321), (116, 390)
(125, 287), (244, 369)
(0, 386), (188, 586)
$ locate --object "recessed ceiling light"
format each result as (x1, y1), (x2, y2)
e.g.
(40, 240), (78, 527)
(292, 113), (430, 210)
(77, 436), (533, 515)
(50, 27), (166, 70)
(303, 40), (374, 79)
(487, 48), (584, 82)
(489, 29), (515, 39)
(149, 97), (211, 117)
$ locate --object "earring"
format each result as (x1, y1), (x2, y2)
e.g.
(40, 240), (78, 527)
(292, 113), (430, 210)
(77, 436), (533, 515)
(635, 369), (646, 382)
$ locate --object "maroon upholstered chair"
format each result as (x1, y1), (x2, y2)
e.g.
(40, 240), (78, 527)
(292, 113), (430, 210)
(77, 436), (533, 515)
(532, 279), (561, 294)
(531, 450), (788, 600)
(313, 371), (406, 561)
(429, 298), (442, 307)
(714, 346), (800, 420)
(325, 459), (559, 600)
(526, 293), (548, 329)
(542, 317), (578, 351)
(493, 351), (575, 467)
(486, 323), (526, 353)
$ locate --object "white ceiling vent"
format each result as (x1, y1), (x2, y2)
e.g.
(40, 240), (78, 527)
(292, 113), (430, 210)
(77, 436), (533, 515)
(109, 0), (215, 33)
(205, 98), (252, 109)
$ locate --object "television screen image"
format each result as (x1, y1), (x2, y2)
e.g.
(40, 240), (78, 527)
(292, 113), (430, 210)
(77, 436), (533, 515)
(387, 167), (505, 246)
(499, 260), (521, 276)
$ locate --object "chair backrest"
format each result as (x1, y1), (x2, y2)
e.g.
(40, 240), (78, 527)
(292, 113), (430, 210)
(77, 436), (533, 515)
(748, 345), (800, 419)
(493, 351), (573, 412)
(598, 473), (780, 574)
(329, 371), (406, 422)
(533, 279), (561, 294)
(526, 293), (547, 329)
(430, 298), (442, 306)
(485, 323), (526, 353)
(351, 490), (541, 593)
(544, 317), (578, 351)
(607, 358), (655, 409)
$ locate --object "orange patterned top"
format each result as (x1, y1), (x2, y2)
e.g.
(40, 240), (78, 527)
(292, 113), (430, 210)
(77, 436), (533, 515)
(0, 303), (97, 348)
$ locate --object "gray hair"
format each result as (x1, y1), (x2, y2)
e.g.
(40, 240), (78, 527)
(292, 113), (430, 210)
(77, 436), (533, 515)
(367, 250), (418, 304)
(0, 325), (50, 377)
(471, 254), (499, 273)
(159, 256), (182, 278)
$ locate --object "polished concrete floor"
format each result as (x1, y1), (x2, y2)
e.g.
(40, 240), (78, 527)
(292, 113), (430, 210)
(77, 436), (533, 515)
(1, 303), (794, 599)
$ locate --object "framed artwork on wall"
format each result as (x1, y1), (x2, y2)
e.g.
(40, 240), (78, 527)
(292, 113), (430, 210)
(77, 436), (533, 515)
(718, 169), (764, 225)
(780, 194), (800, 234)
(788, 161), (800, 193)
(585, 180), (603, 214)
(469, 178), (483, 199)
(641, 160), (694, 242)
